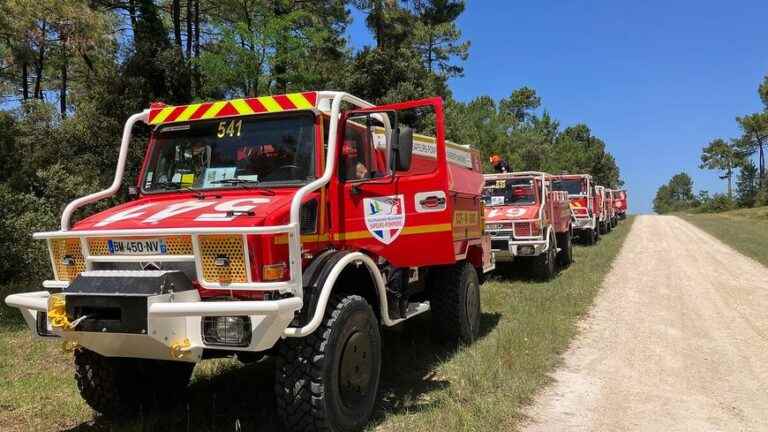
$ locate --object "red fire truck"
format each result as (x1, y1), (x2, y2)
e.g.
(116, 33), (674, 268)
(5, 91), (493, 431)
(614, 189), (628, 219)
(605, 189), (618, 228)
(594, 185), (611, 235)
(552, 174), (600, 245)
(483, 172), (572, 279)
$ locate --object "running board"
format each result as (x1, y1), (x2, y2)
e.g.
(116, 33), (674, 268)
(385, 301), (430, 327)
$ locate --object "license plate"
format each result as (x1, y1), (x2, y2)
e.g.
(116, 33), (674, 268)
(107, 238), (167, 255)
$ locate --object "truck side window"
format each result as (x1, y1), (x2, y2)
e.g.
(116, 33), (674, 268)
(340, 114), (392, 182)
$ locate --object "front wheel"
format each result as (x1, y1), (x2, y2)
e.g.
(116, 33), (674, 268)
(430, 262), (482, 345)
(556, 231), (573, 268)
(275, 294), (381, 432)
(533, 234), (557, 280)
(74, 349), (194, 418)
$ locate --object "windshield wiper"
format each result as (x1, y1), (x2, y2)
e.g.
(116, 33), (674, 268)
(211, 178), (275, 195)
(155, 182), (206, 199)
(211, 178), (260, 185)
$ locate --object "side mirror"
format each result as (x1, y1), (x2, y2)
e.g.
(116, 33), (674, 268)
(127, 185), (139, 198)
(393, 126), (413, 171)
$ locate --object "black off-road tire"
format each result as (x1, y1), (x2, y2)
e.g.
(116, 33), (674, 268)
(606, 219), (613, 233)
(429, 261), (482, 345)
(556, 230), (573, 268)
(580, 228), (594, 246)
(275, 294), (381, 432)
(74, 348), (194, 418)
(533, 234), (557, 280)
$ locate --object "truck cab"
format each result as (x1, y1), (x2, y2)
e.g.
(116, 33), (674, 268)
(614, 189), (628, 219)
(482, 171), (572, 279)
(5, 91), (492, 431)
(552, 173), (600, 245)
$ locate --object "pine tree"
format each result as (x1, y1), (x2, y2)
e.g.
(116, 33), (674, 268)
(735, 160), (758, 207)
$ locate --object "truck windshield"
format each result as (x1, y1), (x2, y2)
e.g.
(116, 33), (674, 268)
(482, 178), (536, 206)
(552, 179), (585, 195)
(142, 113), (316, 192)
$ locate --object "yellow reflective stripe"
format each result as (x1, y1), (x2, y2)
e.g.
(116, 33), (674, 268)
(200, 101), (228, 119)
(286, 93), (313, 109)
(402, 223), (452, 235)
(333, 231), (370, 241)
(151, 107), (176, 124)
(259, 96), (282, 112)
(230, 99), (255, 115)
(176, 104), (202, 122)
(274, 233), (330, 245)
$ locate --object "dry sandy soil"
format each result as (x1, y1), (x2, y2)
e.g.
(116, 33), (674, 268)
(524, 215), (768, 432)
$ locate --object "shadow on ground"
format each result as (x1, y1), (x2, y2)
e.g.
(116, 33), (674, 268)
(62, 312), (501, 432)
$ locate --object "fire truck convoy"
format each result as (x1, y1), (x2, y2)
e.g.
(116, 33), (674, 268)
(5, 91), (495, 432)
(552, 174), (601, 245)
(482, 172), (572, 279)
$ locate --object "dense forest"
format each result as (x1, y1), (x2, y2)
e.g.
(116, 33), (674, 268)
(653, 74), (768, 214)
(0, 0), (622, 299)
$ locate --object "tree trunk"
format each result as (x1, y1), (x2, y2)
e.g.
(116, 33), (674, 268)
(186, 0), (193, 59)
(60, 38), (68, 119)
(21, 61), (29, 100)
(759, 142), (765, 187)
(33, 21), (47, 100)
(129, 0), (138, 31)
(192, 0), (200, 97)
(172, 0), (182, 48)
(194, 0), (200, 58)
(273, 0), (288, 94)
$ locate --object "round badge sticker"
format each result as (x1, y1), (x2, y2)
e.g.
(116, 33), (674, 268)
(505, 208), (527, 218)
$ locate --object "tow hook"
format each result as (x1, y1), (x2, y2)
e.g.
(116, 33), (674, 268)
(169, 338), (192, 359)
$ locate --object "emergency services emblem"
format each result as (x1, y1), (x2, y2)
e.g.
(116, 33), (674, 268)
(364, 195), (405, 244)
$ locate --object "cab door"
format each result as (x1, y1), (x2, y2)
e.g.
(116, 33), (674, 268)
(330, 98), (455, 268)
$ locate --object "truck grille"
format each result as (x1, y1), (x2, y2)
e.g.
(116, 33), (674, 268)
(51, 239), (87, 281)
(199, 235), (248, 283)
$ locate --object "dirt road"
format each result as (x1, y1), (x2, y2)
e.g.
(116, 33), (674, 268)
(524, 215), (768, 432)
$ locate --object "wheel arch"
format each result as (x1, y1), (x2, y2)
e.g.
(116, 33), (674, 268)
(285, 251), (392, 338)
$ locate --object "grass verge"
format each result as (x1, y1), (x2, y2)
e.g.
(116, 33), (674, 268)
(678, 207), (768, 267)
(0, 217), (634, 432)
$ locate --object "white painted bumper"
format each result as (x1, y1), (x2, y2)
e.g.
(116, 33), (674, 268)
(490, 236), (548, 262)
(5, 290), (302, 363)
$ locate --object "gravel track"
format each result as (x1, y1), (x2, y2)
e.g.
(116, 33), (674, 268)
(523, 215), (768, 432)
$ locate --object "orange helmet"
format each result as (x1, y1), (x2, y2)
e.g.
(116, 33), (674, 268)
(490, 154), (502, 166)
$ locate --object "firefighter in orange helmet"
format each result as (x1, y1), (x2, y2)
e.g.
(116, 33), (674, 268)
(490, 154), (510, 173)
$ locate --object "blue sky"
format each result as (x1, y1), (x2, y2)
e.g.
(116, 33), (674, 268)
(349, 1), (768, 213)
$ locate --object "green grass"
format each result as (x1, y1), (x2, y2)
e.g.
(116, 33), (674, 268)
(679, 206), (768, 267)
(0, 217), (634, 432)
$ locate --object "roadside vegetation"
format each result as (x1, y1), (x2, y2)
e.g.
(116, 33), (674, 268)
(653, 68), (768, 216)
(0, 217), (635, 432)
(679, 207), (768, 267)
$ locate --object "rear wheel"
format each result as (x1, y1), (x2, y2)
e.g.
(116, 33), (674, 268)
(74, 349), (194, 418)
(556, 230), (573, 268)
(533, 234), (557, 280)
(275, 294), (381, 432)
(430, 262), (482, 345)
